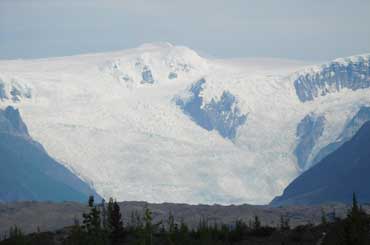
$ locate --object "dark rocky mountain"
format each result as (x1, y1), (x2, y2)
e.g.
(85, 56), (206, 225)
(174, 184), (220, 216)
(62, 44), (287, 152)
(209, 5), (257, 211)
(0, 106), (100, 203)
(271, 121), (370, 206)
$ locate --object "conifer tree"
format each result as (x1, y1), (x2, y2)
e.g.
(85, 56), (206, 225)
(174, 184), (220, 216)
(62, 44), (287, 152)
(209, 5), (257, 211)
(279, 215), (290, 231)
(82, 196), (106, 245)
(8, 226), (26, 245)
(107, 198), (114, 225)
(253, 215), (261, 231)
(321, 209), (328, 225)
(351, 193), (359, 214)
(101, 199), (107, 230)
(107, 198), (124, 245)
(167, 211), (175, 233)
(342, 192), (370, 245)
(64, 218), (86, 245)
(143, 206), (153, 245)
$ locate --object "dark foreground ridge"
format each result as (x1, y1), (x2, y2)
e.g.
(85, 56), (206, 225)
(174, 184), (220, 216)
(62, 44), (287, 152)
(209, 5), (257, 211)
(1, 200), (363, 236)
(1, 195), (370, 245)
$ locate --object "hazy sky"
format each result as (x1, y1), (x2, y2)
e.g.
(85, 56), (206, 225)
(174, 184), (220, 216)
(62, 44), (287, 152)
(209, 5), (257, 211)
(1, 0), (369, 60)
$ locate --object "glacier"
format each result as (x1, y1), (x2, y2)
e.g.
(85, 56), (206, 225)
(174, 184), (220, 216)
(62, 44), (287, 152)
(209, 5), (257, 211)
(294, 114), (326, 170)
(0, 43), (369, 204)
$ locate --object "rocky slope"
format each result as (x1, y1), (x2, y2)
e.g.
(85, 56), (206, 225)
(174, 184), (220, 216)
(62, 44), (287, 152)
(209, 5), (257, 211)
(271, 121), (370, 206)
(0, 106), (100, 202)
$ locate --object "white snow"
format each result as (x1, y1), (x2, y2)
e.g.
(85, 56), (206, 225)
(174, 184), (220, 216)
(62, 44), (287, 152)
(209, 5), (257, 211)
(0, 43), (369, 204)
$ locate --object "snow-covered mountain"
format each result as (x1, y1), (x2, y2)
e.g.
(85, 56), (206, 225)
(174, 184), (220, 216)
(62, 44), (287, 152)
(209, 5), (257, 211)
(0, 43), (369, 204)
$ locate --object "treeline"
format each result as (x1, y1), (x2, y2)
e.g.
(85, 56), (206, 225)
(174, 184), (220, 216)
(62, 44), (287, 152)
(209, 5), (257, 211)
(1, 194), (370, 245)
(63, 196), (293, 245)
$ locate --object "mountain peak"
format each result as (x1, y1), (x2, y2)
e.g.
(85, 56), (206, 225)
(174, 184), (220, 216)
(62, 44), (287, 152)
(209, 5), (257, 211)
(101, 43), (208, 87)
(138, 42), (174, 50)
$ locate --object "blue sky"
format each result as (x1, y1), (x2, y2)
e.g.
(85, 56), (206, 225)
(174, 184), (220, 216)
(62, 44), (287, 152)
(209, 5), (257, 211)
(0, 0), (369, 60)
